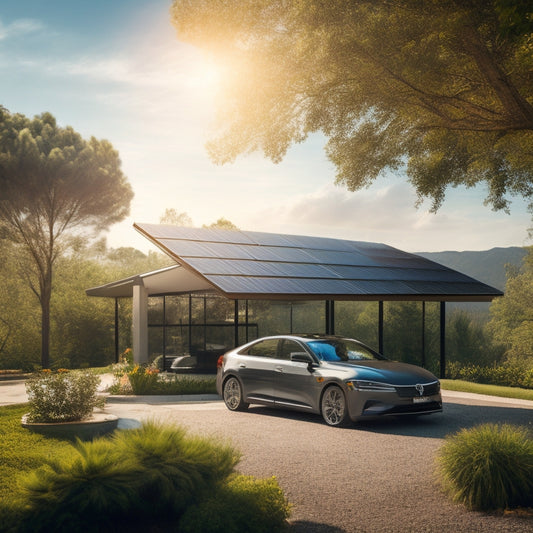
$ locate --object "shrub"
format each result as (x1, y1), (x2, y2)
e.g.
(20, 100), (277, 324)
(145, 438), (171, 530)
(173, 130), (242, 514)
(18, 439), (140, 532)
(157, 374), (217, 395)
(109, 365), (217, 396)
(14, 422), (242, 532)
(111, 421), (240, 516)
(179, 474), (292, 533)
(446, 360), (533, 389)
(126, 365), (160, 395)
(25, 369), (104, 422)
(438, 424), (533, 511)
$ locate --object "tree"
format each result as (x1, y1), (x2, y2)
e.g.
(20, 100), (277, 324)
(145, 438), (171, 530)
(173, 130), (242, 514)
(203, 217), (239, 230)
(159, 208), (193, 226)
(488, 246), (533, 361)
(0, 239), (41, 370)
(0, 108), (133, 368)
(171, 0), (533, 212)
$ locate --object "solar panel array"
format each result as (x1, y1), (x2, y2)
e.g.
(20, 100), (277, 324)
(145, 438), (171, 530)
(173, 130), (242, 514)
(134, 223), (502, 302)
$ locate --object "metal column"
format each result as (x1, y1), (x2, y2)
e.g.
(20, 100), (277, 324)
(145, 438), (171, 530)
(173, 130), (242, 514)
(440, 301), (446, 379)
(325, 300), (335, 335)
(378, 301), (384, 354)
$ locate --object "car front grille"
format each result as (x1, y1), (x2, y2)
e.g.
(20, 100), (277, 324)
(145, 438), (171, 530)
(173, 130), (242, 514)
(395, 381), (440, 398)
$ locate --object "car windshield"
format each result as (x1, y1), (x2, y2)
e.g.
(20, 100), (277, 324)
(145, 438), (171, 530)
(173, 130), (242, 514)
(306, 339), (384, 362)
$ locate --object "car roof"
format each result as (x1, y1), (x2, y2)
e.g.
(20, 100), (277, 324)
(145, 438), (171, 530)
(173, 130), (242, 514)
(253, 334), (354, 343)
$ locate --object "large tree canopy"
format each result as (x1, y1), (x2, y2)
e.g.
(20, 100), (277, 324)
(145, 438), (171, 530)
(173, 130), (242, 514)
(171, 0), (533, 211)
(0, 108), (133, 367)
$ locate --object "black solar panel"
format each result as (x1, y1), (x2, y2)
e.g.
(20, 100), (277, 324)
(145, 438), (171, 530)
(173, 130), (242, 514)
(134, 223), (503, 302)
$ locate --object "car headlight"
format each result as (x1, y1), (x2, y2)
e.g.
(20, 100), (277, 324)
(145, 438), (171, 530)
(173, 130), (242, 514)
(347, 380), (396, 392)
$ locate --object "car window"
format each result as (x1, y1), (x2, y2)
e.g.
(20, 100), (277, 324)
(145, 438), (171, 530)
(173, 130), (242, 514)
(278, 340), (305, 360)
(307, 339), (382, 362)
(241, 339), (279, 358)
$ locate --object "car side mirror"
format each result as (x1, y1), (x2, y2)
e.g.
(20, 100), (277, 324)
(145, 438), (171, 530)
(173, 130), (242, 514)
(290, 352), (317, 372)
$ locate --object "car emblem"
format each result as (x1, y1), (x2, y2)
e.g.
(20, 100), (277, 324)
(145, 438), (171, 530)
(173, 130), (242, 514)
(415, 383), (424, 396)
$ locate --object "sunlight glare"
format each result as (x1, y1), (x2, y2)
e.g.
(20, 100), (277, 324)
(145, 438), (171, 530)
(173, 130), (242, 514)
(186, 55), (224, 99)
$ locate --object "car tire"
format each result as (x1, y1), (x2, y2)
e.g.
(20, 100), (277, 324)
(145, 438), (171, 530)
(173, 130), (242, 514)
(321, 385), (349, 427)
(223, 376), (249, 411)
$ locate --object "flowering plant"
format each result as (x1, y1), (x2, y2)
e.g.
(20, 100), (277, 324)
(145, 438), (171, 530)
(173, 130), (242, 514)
(25, 369), (105, 423)
(127, 364), (160, 395)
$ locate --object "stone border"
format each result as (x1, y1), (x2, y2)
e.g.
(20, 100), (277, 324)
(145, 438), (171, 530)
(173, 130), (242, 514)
(106, 393), (221, 404)
(21, 412), (119, 440)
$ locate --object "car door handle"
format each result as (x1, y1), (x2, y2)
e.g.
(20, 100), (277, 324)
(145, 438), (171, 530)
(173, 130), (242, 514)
(239, 363), (246, 368)
(275, 366), (283, 373)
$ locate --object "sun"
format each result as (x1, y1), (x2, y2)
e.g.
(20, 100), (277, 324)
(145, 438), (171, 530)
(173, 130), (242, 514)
(187, 54), (224, 97)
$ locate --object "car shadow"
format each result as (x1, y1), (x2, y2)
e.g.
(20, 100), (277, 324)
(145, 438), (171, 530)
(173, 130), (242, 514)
(247, 401), (533, 439)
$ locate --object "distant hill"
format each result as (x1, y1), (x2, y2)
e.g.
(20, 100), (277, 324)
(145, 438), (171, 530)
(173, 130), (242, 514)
(416, 247), (528, 291)
(414, 247), (528, 316)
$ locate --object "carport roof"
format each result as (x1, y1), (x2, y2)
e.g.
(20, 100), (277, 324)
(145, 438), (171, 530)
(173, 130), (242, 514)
(88, 223), (503, 303)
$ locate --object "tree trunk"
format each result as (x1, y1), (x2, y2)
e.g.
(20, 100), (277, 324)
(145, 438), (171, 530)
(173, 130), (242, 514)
(40, 269), (52, 369)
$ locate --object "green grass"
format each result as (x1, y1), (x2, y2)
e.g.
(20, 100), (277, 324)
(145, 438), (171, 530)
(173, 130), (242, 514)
(441, 379), (533, 401)
(0, 404), (74, 523)
(0, 406), (290, 533)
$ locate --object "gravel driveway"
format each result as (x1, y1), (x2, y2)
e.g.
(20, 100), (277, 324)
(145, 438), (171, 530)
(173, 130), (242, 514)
(105, 392), (533, 533)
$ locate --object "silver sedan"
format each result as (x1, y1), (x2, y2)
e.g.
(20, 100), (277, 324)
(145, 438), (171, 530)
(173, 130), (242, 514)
(216, 334), (442, 426)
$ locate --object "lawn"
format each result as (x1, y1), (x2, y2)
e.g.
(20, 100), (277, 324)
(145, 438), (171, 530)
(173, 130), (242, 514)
(0, 405), (74, 510)
(441, 380), (533, 402)
(0, 404), (290, 533)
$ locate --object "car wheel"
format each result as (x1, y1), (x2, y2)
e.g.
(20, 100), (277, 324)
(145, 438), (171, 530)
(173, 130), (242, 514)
(223, 377), (249, 411)
(321, 385), (349, 427)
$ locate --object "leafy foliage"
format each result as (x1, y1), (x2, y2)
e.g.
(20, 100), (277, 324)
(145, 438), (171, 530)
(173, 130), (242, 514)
(0, 108), (133, 368)
(109, 360), (217, 395)
(124, 364), (160, 395)
(179, 474), (291, 533)
(10, 421), (245, 532)
(112, 421), (240, 517)
(438, 424), (533, 511)
(489, 246), (533, 362)
(0, 238), (170, 371)
(171, 0), (533, 212)
(446, 360), (533, 389)
(25, 369), (104, 422)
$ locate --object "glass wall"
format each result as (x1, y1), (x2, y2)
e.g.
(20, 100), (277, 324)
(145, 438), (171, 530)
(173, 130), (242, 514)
(335, 301), (379, 348)
(144, 294), (436, 373)
(147, 292), (257, 372)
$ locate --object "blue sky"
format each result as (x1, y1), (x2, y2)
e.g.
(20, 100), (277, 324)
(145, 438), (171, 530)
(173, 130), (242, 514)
(1, 0), (531, 253)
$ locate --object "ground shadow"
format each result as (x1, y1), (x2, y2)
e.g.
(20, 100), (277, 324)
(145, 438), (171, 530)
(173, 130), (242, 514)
(117, 418), (142, 429)
(289, 520), (345, 532)
(245, 400), (533, 439)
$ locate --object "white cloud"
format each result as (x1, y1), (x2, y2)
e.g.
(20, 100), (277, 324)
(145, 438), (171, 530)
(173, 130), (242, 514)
(239, 180), (531, 253)
(0, 17), (44, 40)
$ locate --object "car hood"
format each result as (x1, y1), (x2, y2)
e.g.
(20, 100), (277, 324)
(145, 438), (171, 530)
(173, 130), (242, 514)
(321, 360), (438, 385)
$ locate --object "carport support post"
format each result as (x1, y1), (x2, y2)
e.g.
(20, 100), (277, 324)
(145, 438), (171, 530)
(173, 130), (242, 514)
(440, 302), (446, 379)
(378, 301), (384, 354)
(132, 280), (149, 364)
(234, 300), (239, 347)
(421, 301), (426, 368)
(325, 300), (335, 335)
(114, 298), (119, 363)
